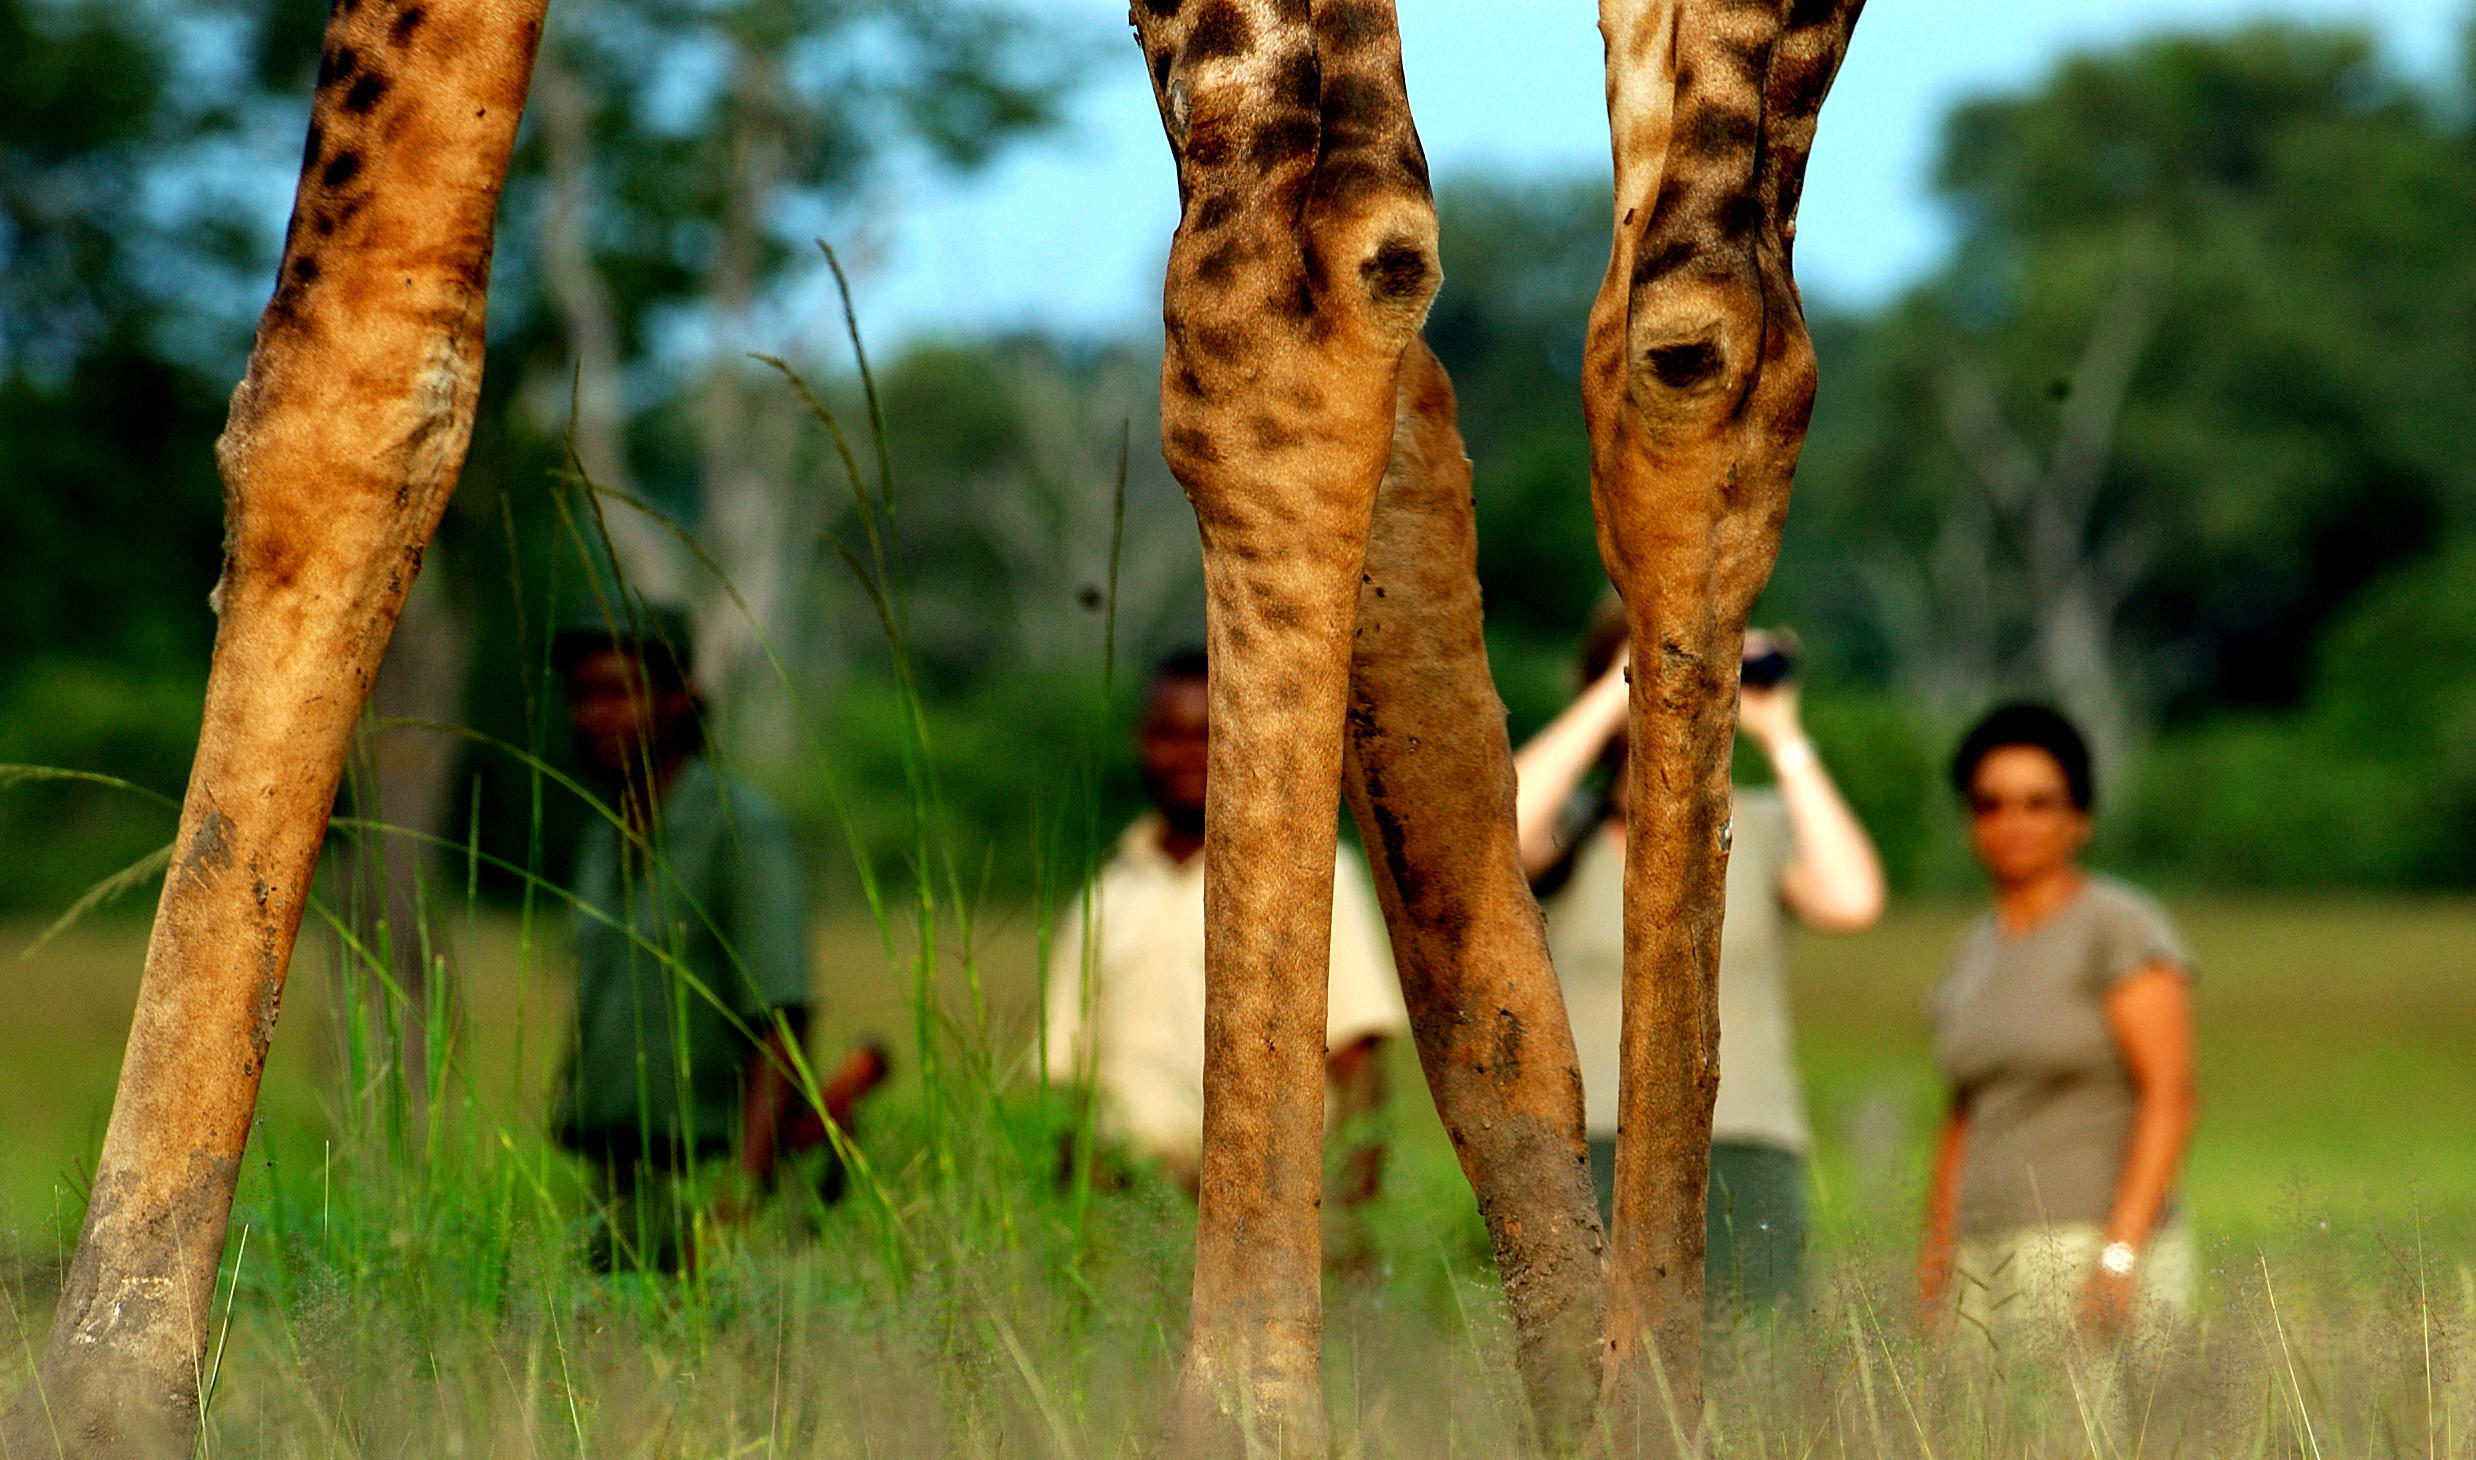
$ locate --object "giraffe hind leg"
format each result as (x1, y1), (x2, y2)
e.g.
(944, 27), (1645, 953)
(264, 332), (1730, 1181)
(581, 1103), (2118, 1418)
(1343, 338), (1609, 1449)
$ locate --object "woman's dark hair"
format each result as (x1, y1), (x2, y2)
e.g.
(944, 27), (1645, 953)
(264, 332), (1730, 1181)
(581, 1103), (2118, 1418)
(1951, 702), (2094, 811)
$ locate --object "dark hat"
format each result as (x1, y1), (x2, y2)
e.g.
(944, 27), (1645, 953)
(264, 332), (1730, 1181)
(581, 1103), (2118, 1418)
(550, 600), (697, 687)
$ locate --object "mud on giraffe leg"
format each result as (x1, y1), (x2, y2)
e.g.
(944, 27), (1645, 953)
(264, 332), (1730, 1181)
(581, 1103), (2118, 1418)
(1342, 339), (1609, 1449)
(0, 0), (546, 1453)
(1584, 0), (1864, 1436)
(1131, 1), (1441, 1452)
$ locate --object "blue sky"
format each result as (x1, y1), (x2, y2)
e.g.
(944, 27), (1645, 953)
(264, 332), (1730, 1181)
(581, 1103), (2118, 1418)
(838, 0), (2468, 345)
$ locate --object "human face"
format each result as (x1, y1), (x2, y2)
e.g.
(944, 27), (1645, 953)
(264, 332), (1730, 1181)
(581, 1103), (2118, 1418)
(1965, 744), (2090, 889)
(564, 648), (690, 782)
(1137, 676), (1210, 824)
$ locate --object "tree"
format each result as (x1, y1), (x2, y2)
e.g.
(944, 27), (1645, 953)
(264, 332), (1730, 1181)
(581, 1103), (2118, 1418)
(505, 0), (1082, 753)
(1780, 23), (2476, 743)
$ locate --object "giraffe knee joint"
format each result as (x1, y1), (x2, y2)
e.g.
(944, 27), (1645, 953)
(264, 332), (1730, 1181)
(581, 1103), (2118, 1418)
(1356, 229), (1441, 336)
(1305, 197), (1440, 346)
(1623, 289), (1755, 423)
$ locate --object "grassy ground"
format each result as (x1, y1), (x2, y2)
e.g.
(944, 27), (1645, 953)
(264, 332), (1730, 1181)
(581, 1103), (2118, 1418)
(4, 895), (2474, 1454)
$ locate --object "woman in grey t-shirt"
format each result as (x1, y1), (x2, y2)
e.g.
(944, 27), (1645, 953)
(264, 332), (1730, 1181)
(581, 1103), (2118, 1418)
(1922, 704), (2198, 1350)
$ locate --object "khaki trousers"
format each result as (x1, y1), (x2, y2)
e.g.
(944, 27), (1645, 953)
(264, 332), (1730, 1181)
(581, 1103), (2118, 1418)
(1951, 1221), (2197, 1365)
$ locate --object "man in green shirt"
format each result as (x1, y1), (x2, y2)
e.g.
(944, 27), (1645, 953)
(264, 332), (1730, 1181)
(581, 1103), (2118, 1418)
(551, 608), (815, 1271)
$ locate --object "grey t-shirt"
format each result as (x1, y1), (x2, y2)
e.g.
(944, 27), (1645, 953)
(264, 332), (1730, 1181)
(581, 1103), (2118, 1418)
(1545, 788), (1806, 1153)
(1932, 876), (2192, 1237)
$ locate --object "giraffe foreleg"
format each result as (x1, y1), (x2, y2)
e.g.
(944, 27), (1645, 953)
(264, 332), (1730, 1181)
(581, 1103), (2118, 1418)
(1585, 0), (1862, 1440)
(0, 0), (546, 1452)
(1129, 2), (1443, 1453)
(1342, 338), (1609, 1450)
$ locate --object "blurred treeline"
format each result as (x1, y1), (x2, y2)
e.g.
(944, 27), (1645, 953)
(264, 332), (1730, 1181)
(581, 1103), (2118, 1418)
(4, 0), (2473, 915)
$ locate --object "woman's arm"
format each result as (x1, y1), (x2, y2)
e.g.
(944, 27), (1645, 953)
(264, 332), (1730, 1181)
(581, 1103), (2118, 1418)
(1512, 653), (1631, 879)
(1920, 1097), (1968, 1313)
(1738, 681), (1885, 932)
(2083, 961), (2197, 1328)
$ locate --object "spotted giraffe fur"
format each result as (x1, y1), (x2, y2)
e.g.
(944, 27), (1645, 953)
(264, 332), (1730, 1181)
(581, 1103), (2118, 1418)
(1132, 0), (1863, 1451)
(2, 0), (545, 1452)
(0, 0), (1864, 1452)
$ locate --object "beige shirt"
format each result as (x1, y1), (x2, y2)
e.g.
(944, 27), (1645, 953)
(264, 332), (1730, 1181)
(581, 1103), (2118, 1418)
(1543, 788), (1806, 1153)
(1040, 815), (1408, 1170)
(1933, 875), (2192, 1237)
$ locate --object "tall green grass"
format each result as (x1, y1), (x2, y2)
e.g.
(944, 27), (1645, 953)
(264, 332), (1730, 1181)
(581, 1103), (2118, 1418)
(5, 267), (2476, 1454)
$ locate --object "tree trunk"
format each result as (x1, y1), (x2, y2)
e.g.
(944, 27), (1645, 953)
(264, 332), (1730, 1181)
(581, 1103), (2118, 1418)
(535, 43), (689, 601)
(692, 44), (805, 762)
(0, 0), (545, 1449)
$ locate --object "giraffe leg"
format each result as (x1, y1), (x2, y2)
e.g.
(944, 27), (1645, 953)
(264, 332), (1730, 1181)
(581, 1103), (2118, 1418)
(1585, 0), (1864, 1438)
(1342, 338), (1608, 1448)
(0, 2), (545, 1453)
(1129, 2), (1441, 1452)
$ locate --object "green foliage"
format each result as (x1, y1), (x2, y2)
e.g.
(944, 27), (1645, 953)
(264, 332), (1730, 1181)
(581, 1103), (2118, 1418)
(1431, 178), (1613, 666)
(1787, 21), (2476, 723)
(787, 669), (1147, 905)
(0, 660), (196, 911)
(2126, 542), (2476, 887)
(1780, 693), (1942, 895)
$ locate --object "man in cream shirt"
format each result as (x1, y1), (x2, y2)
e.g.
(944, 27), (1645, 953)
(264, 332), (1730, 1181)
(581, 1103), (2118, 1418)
(1043, 649), (1408, 1199)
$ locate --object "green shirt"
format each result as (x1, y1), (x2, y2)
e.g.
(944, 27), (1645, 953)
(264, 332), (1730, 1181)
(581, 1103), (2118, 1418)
(556, 758), (811, 1153)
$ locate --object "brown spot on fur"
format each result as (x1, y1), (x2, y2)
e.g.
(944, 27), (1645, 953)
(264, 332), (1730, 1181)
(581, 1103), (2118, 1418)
(1192, 324), (1245, 362)
(1631, 237), (1699, 287)
(1318, 1), (1388, 50)
(1273, 49), (1319, 109)
(1681, 107), (1759, 158)
(1716, 32), (1772, 85)
(343, 73), (389, 113)
(321, 151), (362, 189)
(1184, 0), (1249, 62)
(1319, 73), (1389, 142)
(1250, 115), (1319, 166)
(1249, 414), (1300, 450)
(1715, 192), (1763, 241)
(1771, 55), (1834, 121)
(390, 5), (426, 43)
(1167, 425), (1221, 466)
(1193, 239), (1242, 284)
(1185, 125), (1233, 167)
